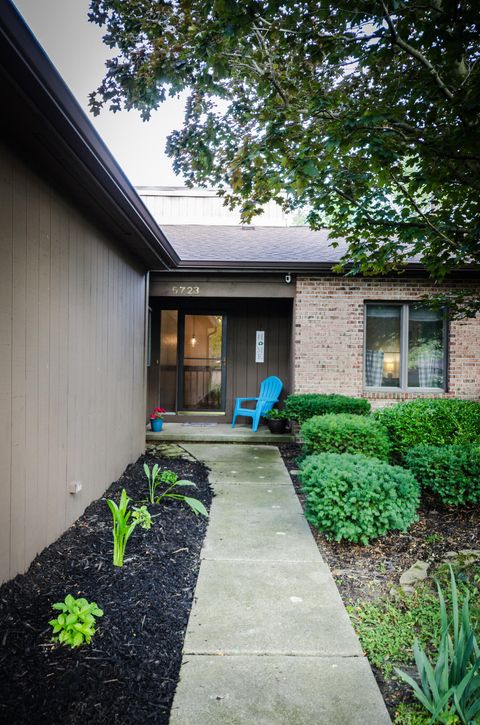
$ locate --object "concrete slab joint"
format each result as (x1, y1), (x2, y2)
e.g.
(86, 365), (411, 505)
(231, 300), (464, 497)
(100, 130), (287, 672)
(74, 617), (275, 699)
(169, 443), (391, 724)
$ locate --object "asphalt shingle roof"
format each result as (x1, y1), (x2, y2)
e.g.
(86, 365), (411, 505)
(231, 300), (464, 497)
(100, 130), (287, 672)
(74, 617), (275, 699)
(160, 225), (347, 263)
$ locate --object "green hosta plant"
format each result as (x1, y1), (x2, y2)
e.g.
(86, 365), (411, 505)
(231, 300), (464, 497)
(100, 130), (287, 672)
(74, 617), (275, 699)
(49, 594), (103, 648)
(143, 465), (208, 517)
(106, 488), (152, 567)
(396, 568), (480, 724)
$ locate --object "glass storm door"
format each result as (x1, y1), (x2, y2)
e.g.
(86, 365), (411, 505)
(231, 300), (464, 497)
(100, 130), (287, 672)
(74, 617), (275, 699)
(179, 314), (226, 411)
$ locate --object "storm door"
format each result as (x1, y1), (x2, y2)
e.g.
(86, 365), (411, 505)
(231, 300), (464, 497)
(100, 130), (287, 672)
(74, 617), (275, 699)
(178, 314), (226, 412)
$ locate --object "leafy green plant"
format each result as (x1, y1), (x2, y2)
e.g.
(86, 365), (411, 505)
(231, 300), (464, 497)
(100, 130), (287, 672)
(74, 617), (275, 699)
(143, 465), (208, 517)
(300, 453), (419, 544)
(374, 399), (480, 462)
(144, 462), (162, 504)
(405, 444), (480, 507)
(301, 413), (390, 460)
(396, 569), (480, 725)
(349, 585), (442, 677)
(106, 488), (152, 567)
(285, 394), (370, 424)
(264, 408), (289, 420)
(393, 703), (437, 725)
(49, 594), (103, 648)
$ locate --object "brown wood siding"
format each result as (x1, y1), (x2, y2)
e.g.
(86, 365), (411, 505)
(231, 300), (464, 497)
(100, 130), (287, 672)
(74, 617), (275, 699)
(226, 301), (292, 419)
(0, 142), (147, 584)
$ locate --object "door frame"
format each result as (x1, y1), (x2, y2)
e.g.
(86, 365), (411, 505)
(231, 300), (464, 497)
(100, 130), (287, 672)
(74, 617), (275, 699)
(177, 310), (228, 413)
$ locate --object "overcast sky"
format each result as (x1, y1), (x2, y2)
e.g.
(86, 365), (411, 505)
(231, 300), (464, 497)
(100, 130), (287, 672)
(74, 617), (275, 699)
(14, 0), (187, 187)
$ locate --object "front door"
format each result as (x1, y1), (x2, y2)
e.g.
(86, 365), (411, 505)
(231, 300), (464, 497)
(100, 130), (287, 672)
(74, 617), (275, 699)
(178, 313), (226, 412)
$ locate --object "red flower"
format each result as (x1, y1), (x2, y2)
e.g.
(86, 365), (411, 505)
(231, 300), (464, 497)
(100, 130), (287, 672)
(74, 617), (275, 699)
(150, 407), (167, 419)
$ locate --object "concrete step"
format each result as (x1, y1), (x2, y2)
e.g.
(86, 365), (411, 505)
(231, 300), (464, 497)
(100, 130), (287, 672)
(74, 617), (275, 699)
(146, 423), (294, 444)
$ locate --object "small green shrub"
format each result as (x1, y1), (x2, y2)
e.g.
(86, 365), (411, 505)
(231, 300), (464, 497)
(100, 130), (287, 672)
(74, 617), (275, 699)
(49, 594), (103, 648)
(301, 413), (390, 460)
(405, 444), (480, 506)
(374, 399), (480, 462)
(284, 393), (370, 423)
(300, 453), (419, 544)
(143, 465), (208, 517)
(106, 488), (152, 567)
(264, 408), (289, 420)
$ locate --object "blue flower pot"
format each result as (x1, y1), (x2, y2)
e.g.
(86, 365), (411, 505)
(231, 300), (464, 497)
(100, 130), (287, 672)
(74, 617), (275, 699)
(151, 418), (163, 432)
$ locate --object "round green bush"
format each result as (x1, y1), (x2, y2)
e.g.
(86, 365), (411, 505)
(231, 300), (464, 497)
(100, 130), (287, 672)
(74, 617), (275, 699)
(300, 453), (420, 544)
(284, 393), (370, 424)
(301, 413), (390, 460)
(374, 399), (480, 461)
(405, 443), (480, 506)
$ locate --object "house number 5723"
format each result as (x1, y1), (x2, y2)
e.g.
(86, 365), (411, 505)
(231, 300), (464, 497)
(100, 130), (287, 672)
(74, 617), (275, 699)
(171, 286), (200, 295)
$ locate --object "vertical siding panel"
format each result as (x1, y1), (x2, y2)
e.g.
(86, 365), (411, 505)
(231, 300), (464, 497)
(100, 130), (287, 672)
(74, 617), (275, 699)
(0, 150), (13, 581)
(10, 163), (27, 576)
(66, 217), (79, 528)
(24, 176), (40, 566)
(47, 200), (68, 541)
(37, 187), (51, 551)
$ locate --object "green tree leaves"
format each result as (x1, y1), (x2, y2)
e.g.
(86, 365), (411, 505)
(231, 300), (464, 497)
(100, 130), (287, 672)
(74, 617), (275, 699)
(89, 1), (480, 313)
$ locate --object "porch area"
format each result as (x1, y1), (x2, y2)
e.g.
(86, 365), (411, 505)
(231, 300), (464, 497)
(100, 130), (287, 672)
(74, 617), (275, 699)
(146, 422), (295, 444)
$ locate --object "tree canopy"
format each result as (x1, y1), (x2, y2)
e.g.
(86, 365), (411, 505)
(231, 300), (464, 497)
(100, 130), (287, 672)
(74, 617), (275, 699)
(89, 1), (480, 313)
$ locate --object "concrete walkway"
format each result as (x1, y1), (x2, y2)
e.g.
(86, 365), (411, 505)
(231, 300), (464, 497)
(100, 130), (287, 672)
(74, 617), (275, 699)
(169, 444), (391, 725)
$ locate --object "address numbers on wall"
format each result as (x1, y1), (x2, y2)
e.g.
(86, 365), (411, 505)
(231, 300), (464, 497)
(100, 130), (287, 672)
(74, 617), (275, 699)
(171, 285), (200, 295)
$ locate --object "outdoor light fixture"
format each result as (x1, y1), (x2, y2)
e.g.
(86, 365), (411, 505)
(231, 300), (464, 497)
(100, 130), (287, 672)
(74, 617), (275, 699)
(191, 317), (197, 348)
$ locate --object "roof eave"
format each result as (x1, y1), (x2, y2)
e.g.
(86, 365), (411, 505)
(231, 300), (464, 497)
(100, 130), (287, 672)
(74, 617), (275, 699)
(0, 0), (180, 270)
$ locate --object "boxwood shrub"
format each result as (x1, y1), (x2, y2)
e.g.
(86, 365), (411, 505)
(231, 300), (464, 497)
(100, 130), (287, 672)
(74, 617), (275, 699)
(300, 453), (420, 544)
(284, 393), (370, 424)
(405, 443), (480, 506)
(374, 398), (480, 461)
(301, 413), (390, 460)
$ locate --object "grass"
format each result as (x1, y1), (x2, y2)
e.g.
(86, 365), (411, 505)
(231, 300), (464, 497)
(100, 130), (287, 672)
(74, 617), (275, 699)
(348, 584), (441, 677)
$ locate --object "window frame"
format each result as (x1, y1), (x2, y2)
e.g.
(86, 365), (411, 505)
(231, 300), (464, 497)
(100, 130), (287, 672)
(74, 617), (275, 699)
(363, 302), (448, 392)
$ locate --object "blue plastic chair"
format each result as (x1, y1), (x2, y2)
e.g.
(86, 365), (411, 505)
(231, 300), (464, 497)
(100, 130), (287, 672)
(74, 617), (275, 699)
(231, 376), (283, 432)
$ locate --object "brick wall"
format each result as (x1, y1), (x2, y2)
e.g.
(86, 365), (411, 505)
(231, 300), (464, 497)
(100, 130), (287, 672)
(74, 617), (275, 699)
(293, 276), (480, 407)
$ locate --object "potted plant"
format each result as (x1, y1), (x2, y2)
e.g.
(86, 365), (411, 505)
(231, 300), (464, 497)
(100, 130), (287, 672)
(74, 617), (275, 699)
(264, 408), (290, 434)
(150, 407), (166, 432)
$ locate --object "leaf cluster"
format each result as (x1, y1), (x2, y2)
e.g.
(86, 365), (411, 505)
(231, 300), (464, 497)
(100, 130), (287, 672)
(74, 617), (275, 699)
(106, 488), (152, 567)
(143, 464), (208, 517)
(300, 452), (419, 544)
(405, 444), (480, 507)
(374, 399), (480, 462)
(49, 594), (103, 648)
(301, 412), (390, 460)
(284, 393), (370, 424)
(396, 569), (480, 724)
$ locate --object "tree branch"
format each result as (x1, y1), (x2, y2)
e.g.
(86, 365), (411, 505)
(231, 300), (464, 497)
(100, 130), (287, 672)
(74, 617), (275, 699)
(380, 1), (454, 102)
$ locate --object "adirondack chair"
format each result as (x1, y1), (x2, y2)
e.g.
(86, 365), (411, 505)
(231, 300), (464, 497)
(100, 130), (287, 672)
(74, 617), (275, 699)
(232, 376), (283, 432)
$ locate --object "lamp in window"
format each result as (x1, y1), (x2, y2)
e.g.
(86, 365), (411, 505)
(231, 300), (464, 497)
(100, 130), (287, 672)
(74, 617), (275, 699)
(383, 352), (399, 380)
(190, 318), (197, 348)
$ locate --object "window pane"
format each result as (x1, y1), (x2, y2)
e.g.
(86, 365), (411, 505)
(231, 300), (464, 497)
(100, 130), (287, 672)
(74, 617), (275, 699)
(159, 310), (178, 411)
(408, 306), (444, 388)
(183, 315), (224, 410)
(365, 305), (401, 387)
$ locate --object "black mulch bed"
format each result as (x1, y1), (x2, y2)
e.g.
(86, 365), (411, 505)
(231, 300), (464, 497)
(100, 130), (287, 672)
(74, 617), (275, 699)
(0, 453), (212, 725)
(278, 442), (480, 718)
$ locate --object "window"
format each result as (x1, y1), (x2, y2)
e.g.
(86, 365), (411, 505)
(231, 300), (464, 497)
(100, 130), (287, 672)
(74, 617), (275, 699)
(365, 303), (446, 390)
